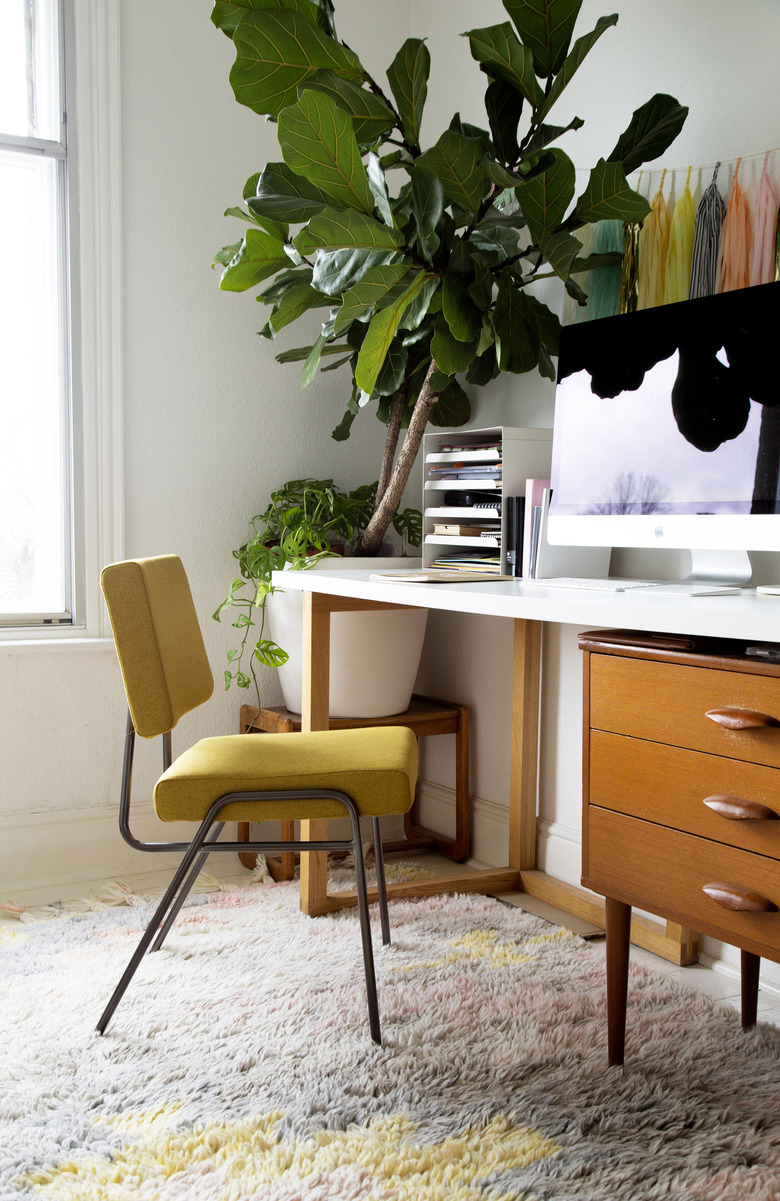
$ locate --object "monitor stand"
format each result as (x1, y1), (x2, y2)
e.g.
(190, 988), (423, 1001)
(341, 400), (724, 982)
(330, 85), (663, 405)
(638, 548), (752, 597)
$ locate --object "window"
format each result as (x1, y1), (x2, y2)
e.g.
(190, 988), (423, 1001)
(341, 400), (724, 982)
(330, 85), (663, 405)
(0, 0), (123, 639)
(0, 0), (73, 625)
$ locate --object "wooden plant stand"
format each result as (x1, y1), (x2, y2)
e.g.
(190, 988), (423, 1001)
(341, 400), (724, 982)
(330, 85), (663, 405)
(237, 694), (470, 880)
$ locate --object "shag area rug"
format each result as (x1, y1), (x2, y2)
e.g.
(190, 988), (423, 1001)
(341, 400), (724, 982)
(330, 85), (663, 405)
(2, 878), (780, 1200)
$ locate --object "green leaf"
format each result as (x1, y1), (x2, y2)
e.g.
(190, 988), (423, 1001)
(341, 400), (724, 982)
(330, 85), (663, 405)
(409, 164), (444, 260)
(311, 246), (399, 293)
(275, 341), (350, 363)
(539, 230), (582, 280)
(367, 152), (394, 227)
(229, 8), (362, 117)
(569, 250), (623, 274)
(213, 240), (243, 268)
(502, 0), (583, 77)
(253, 638), (289, 667)
(213, 0), (319, 39)
(219, 228), (289, 291)
(417, 130), (488, 218)
(373, 338), (409, 395)
(333, 264), (413, 335)
(493, 277), (541, 374)
(519, 147), (575, 241)
(301, 331), (327, 386)
(355, 272), (428, 396)
(466, 345), (499, 386)
(387, 38), (430, 148)
(267, 282), (326, 333)
(575, 158), (651, 224)
(464, 24), (544, 109)
(484, 76), (524, 163)
(398, 276), (440, 331)
(258, 266), (313, 302)
(428, 376), (471, 427)
(294, 207), (404, 255)
(535, 14), (618, 123)
(278, 90), (374, 212)
(608, 93), (689, 176)
(442, 271), (483, 342)
(331, 407), (357, 441)
(248, 162), (329, 223)
(431, 315), (480, 375)
(301, 69), (396, 145)
(526, 116), (584, 151)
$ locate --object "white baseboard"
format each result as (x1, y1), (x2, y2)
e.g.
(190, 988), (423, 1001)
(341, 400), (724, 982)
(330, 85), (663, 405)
(0, 802), (194, 901)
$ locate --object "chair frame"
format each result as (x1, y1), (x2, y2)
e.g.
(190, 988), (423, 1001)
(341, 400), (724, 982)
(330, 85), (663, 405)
(98, 709), (392, 1044)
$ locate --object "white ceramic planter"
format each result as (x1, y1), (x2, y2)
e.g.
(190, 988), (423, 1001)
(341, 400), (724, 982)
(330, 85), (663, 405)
(265, 558), (428, 717)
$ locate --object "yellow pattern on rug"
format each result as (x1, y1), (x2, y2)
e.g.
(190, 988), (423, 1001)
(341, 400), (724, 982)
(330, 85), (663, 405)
(21, 1110), (560, 1199)
(395, 925), (576, 972)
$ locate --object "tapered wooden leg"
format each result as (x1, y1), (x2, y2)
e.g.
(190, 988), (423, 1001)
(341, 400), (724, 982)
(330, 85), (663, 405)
(741, 950), (760, 1029)
(508, 619), (542, 872)
(605, 897), (631, 1067)
(300, 591), (332, 916)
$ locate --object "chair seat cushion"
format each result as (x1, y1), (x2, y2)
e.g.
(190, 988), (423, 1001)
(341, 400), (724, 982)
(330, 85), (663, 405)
(154, 726), (418, 823)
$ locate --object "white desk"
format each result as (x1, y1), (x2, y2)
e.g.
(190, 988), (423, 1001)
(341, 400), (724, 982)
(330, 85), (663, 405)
(277, 568), (780, 961)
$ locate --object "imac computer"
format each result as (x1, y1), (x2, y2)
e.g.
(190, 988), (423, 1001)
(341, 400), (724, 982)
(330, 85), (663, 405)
(546, 279), (780, 591)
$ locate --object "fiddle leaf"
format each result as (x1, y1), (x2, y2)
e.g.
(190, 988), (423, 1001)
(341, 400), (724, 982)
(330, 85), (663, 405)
(535, 13), (618, 122)
(279, 90), (374, 212)
(229, 7), (362, 117)
(464, 23), (544, 109)
(575, 158), (651, 224)
(387, 38), (431, 149)
(219, 228), (289, 291)
(502, 0), (583, 77)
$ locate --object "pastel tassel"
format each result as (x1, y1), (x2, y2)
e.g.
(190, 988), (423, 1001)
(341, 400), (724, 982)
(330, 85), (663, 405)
(584, 219), (623, 321)
(690, 163), (725, 298)
(637, 170), (670, 309)
(748, 152), (780, 286)
(716, 159), (751, 292)
(664, 167), (695, 304)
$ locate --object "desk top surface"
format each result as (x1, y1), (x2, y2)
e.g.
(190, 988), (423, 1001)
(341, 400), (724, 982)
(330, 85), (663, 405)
(274, 566), (780, 644)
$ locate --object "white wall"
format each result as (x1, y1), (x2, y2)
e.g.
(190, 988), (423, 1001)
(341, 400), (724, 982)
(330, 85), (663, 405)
(2, 0), (780, 985)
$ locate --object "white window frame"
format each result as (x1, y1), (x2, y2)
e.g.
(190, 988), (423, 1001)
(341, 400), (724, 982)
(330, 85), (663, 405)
(1, 0), (123, 644)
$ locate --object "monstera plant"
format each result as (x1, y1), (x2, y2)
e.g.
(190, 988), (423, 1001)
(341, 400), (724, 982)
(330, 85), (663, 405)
(212, 0), (687, 554)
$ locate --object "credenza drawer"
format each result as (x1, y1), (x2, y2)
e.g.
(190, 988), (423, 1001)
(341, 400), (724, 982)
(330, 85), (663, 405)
(587, 807), (780, 959)
(589, 730), (780, 857)
(590, 655), (780, 767)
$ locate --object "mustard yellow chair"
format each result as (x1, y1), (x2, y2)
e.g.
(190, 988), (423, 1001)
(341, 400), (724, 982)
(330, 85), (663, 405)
(99, 555), (418, 1044)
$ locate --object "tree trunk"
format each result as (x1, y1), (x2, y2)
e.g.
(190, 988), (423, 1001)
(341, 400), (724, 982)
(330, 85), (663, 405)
(355, 359), (439, 556)
(376, 382), (408, 506)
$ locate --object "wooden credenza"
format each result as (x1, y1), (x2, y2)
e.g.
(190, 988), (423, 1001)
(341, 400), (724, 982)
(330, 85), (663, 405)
(579, 630), (780, 1065)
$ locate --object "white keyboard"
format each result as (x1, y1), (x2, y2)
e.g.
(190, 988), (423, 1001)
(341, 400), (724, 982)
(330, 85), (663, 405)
(522, 577), (657, 592)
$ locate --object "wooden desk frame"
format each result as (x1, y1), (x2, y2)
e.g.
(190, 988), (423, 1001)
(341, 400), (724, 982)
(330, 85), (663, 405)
(296, 588), (697, 965)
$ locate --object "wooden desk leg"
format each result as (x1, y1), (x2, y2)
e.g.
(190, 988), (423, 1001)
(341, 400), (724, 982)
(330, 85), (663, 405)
(741, 950), (760, 1029)
(606, 897), (631, 1067)
(508, 619), (542, 872)
(300, 591), (332, 916)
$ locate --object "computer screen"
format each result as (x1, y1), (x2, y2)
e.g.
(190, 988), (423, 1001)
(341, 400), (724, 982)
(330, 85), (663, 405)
(547, 280), (780, 582)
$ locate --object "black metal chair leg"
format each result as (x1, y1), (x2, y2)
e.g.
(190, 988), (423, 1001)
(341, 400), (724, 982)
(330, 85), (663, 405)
(350, 811), (381, 1044)
(96, 820), (217, 1035)
(372, 817), (391, 946)
(150, 823), (225, 953)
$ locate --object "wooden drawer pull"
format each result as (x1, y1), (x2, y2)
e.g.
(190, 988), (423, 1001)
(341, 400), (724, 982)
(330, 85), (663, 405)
(702, 881), (778, 912)
(703, 794), (779, 821)
(705, 707), (780, 730)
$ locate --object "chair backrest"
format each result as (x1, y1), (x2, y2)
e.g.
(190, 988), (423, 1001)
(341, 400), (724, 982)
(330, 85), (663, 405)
(101, 555), (214, 737)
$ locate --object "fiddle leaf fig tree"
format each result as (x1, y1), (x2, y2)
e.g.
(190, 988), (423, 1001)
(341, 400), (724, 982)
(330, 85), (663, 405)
(213, 0), (687, 554)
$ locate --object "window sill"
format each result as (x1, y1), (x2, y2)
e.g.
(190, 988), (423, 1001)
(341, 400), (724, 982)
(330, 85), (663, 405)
(0, 634), (114, 654)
